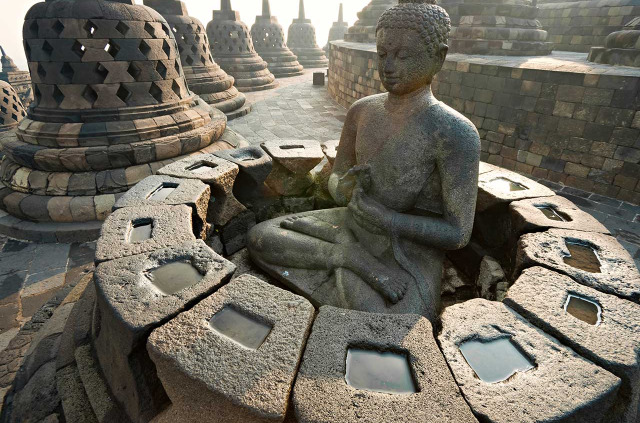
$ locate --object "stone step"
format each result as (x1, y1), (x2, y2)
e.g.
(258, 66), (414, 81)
(56, 364), (99, 423)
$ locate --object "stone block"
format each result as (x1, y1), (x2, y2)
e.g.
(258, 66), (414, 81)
(147, 274), (314, 423)
(113, 175), (211, 239)
(439, 299), (620, 423)
(505, 267), (640, 423)
(94, 240), (235, 422)
(261, 140), (324, 175)
(214, 146), (273, 203)
(509, 195), (609, 236)
(515, 229), (640, 303)
(313, 72), (325, 86)
(96, 204), (197, 263)
(293, 306), (477, 423)
(158, 155), (246, 227)
(477, 169), (555, 212)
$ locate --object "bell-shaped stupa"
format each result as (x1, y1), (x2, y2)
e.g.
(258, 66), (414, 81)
(0, 81), (26, 134)
(207, 0), (277, 92)
(449, 0), (553, 55)
(588, 17), (640, 67)
(144, 0), (251, 119)
(251, 0), (304, 78)
(344, 0), (397, 43)
(324, 3), (349, 54)
(0, 0), (234, 236)
(0, 46), (34, 108)
(287, 0), (329, 68)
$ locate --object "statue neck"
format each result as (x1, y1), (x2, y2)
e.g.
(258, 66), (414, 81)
(387, 84), (437, 108)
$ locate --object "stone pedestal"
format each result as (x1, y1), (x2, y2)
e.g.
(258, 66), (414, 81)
(324, 3), (349, 53)
(449, 0), (554, 56)
(0, 47), (33, 108)
(0, 81), (26, 134)
(287, 0), (328, 69)
(143, 0), (250, 120)
(206, 0), (277, 93)
(0, 0), (234, 239)
(588, 18), (640, 67)
(251, 0), (304, 78)
(344, 0), (397, 43)
(261, 140), (324, 196)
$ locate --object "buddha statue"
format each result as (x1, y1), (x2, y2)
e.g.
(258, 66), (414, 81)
(248, 0), (480, 321)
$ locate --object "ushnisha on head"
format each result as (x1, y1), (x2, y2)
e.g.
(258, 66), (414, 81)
(376, 0), (451, 95)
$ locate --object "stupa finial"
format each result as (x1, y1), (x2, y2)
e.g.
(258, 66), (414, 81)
(338, 3), (344, 23)
(221, 0), (232, 11)
(262, 0), (271, 17)
(298, 0), (306, 20)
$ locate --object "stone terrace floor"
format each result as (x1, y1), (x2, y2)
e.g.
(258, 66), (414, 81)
(0, 68), (638, 359)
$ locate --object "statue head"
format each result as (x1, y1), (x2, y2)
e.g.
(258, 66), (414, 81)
(376, 0), (450, 95)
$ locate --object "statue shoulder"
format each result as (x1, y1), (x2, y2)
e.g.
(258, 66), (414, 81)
(344, 93), (388, 123)
(432, 102), (481, 150)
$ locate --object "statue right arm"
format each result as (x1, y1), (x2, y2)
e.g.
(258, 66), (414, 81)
(328, 102), (360, 206)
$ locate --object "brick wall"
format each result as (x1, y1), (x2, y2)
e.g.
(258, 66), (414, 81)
(328, 41), (640, 204)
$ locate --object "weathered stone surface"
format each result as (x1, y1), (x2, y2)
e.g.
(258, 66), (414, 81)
(320, 140), (339, 165)
(8, 361), (59, 423)
(293, 306), (477, 423)
(93, 240), (235, 422)
(214, 145), (273, 203)
(477, 169), (555, 212)
(505, 267), (640, 423)
(439, 299), (621, 423)
(158, 154), (246, 226)
(261, 140), (324, 175)
(96, 204), (196, 263)
(476, 255), (506, 300)
(588, 18), (640, 68)
(148, 274), (314, 423)
(515, 228), (640, 303)
(510, 195), (610, 236)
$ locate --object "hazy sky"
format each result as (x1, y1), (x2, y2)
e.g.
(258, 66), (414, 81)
(0, 0), (370, 70)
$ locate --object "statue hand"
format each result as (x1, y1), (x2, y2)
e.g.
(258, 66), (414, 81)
(348, 187), (393, 235)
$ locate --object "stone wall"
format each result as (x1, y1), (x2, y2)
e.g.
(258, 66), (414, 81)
(328, 41), (640, 204)
(537, 0), (640, 53)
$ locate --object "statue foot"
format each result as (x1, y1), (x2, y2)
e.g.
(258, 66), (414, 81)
(281, 215), (355, 244)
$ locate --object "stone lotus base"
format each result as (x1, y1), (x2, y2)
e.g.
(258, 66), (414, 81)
(6, 143), (640, 423)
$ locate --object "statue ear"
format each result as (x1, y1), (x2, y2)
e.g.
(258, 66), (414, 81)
(438, 43), (449, 62)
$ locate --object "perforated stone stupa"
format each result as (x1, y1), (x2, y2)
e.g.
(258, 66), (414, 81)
(324, 3), (349, 53)
(251, 0), (304, 78)
(343, 0), (397, 43)
(588, 17), (640, 67)
(287, 0), (329, 69)
(144, 0), (250, 119)
(0, 47), (33, 108)
(207, 0), (277, 92)
(449, 0), (554, 55)
(0, 0), (234, 238)
(0, 81), (26, 134)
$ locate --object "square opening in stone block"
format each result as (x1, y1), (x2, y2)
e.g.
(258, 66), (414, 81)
(564, 294), (602, 326)
(488, 177), (528, 192)
(230, 149), (262, 162)
(145, 261), (203, 296)
(279, 144), (305, 151)
(345, 348), (417, 395)
(534, 205), (572, 222)
(186, 162), (219, 174)
(128, 218), (153, 243)
(562, 240), (602, 274)
(459, 337), (534, 384)
(147, 183), (179, 201)
(209, 306), (273, 350)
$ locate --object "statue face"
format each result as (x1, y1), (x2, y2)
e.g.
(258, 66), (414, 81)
(376, 28), (446, 95)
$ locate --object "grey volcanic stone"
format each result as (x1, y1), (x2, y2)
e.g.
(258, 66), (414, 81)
(214, 146), (273, 203)
(476, 255), (506, 300)
(515, 229), (640, 303)
(95, 204), (196, 263)
(261, 140), (324, 175)
(158, 154), (246, 226)
(479, 161), (498, 174)
(439, 299), (621, 423)
(293, 306), (477, 423)
(9, 361), (59, 423)
(477, 169), (554, 212)
(114, 175), (211, 239)
(504, 267), (640, 423)
(93, 240), (235, 422)
(147, 274), (314, 423)
(510, 196), (609, 235)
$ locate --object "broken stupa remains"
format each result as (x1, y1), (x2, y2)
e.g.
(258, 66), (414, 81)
(287, 0), (329, 69)
(144, 0), (251, 119)
(0, 46), (33, 108)
(207, 0), (277, 92)
(0, 0), (238, 241)
(251, 0), (304, 78)
(588, 17), (640, 67)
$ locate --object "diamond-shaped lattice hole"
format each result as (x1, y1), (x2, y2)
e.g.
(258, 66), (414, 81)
(162, 40), (171, 58)
(34, 86), (41, 104)
(42, 41), (54, 58)
(161, 24), (171, 37)
(2, 97), (7, 104)
(172, 80), (181, 98)
(149, 83), (163, 103)
(175, 60), (181, 75)
(105, 40), (119, 59)
(116, 85), (130, 103)
(37, 64), (46, 80)
(178, 45), (184, 53)
(11, 114), (17, 121)
(72, 40), (85, 58)
(61, 63), (74, 83)
(200, 55), (206, 65)
(115, 21), (129, 36)
(82, 85), (98, 106)
(127, 62), (141, 80)
(190, 45), (197, 54)
(195, 34), (201, 43)
(53, 20), (64, 36)
(12, 104), (18, 111)
(96, 63), (108, 82)
(29, 20), (39, 37)
(139, 40), (151, 57)
(0, 117), (3, 125)
(52, 85), (64, 106)
(144, 22), (155, 37)
(156, 61), (167, 78)
(1, 106), (6, 114)
(185, 56), (193, 65)
(84, 20), (97, 37)
(2, 89), (8, 96)
(24, 41), (31, 61)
